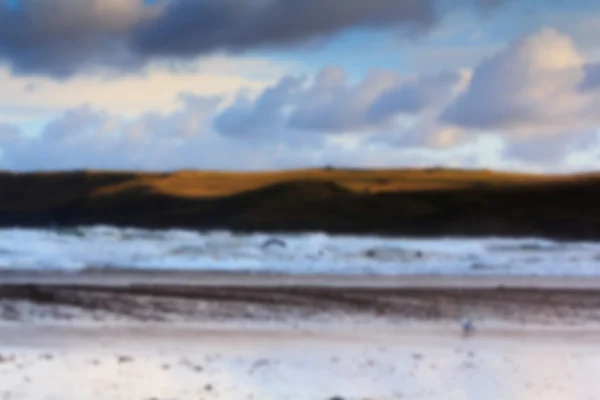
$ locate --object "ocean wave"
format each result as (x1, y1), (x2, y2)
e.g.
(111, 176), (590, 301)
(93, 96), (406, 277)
(0, 226), (599, 276)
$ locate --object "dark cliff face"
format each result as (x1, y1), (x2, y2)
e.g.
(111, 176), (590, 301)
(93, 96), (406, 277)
(0, 169), (599, 240)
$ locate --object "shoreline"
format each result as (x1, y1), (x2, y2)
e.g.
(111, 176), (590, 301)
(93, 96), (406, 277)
(4, 269), (600, 289)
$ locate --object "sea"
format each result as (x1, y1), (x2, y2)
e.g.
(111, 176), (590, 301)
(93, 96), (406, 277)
(0, 226), (598, 276)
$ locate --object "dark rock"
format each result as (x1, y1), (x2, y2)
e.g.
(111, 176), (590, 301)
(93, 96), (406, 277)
(261, 238), (286, 250)
(0, 354), (15, 363)
(117, 355), (133, 364)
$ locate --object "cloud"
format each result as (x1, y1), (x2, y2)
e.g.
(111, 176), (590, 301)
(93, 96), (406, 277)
(0, 0), (436, 77)
(436, 27), (600, 165)
(0, 55), (287, 120)
(6, 24), (600, 172)
(367, 70), (468, 123)
(213, 75), (304, 138)
(581, 63), (600, 91)
(0, 88), (480, 171)
(504, 130), (600, 164)
(287, 67), (402, 132)
(0, 0), (516, 77)
(0, 122), (20, 143)
(0, 0), (152, 77)
(442, 28), (588, 134)
(0, 94), (223, 170)
(133, 0), (436, 57)
(0, 91), (337, 171)
(213, 66), (466, 136)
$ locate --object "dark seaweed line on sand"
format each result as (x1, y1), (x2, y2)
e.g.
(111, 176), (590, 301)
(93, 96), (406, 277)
(2, 284), (600, 322)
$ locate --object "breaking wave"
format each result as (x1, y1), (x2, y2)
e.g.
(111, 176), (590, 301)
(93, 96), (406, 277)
(0, 226), (599, 276)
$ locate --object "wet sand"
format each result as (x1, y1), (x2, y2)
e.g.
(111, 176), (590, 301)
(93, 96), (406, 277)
(5, 269), (600, 288)
(3, 270), (600, 324)
(2, 270), (600, 399)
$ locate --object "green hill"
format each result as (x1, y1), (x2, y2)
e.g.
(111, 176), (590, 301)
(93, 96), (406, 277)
(0, 168), (599, 239)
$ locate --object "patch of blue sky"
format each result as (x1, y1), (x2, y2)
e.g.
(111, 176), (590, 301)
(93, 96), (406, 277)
(3, 0), (19, 11)
(15, 120), (51, 138)
(0, 113), (53, 137)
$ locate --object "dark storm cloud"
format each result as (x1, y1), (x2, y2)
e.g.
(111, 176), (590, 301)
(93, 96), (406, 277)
(132, 0), (436, 57)
(0, 0), (147, 77)
(0, 0), (514, 77)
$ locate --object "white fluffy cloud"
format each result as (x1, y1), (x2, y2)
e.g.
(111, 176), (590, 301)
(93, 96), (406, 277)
(367, 70), (469, 122)
(443, 28), (589, 133)
(287, 67), (402, 132)
(213, 66), (466, 138)
(440, 28), (600, 163)
(214, 75), (305, 139)
(0, 89), (486, 171)
(211, 27), (600, 167)
(0, 55), (291, 121)
(0, 93), (332, 171)
(0, 95), (220, 170)
(504, 131), (600, 164)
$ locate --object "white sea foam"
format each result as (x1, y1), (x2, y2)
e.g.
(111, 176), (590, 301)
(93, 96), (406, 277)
(0, 226), (599, 275)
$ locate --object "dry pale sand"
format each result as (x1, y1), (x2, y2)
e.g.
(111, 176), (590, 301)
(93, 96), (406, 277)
(1, 270), (600, 399)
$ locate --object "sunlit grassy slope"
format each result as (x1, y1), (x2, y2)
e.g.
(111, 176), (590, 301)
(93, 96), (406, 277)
(0, 167), (561, 209)
(87, 168), (563, 198)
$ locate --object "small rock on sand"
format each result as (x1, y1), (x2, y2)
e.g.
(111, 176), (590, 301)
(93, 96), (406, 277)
(0, 354), (15, 363)
(117, 355), (133, 364)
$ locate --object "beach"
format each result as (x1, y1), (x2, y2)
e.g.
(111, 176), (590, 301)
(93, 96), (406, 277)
(6, 0), (600, 397)
(2, 271), (600, 399)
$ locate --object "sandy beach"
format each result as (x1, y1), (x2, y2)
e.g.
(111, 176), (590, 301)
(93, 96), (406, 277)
(1, 271), (600, 399)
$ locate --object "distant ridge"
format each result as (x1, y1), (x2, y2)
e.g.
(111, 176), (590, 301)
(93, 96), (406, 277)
(0, 168), (599, 239)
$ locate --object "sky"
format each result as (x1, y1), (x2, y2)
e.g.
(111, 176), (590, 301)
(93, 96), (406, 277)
(1, 0), (600, 172)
